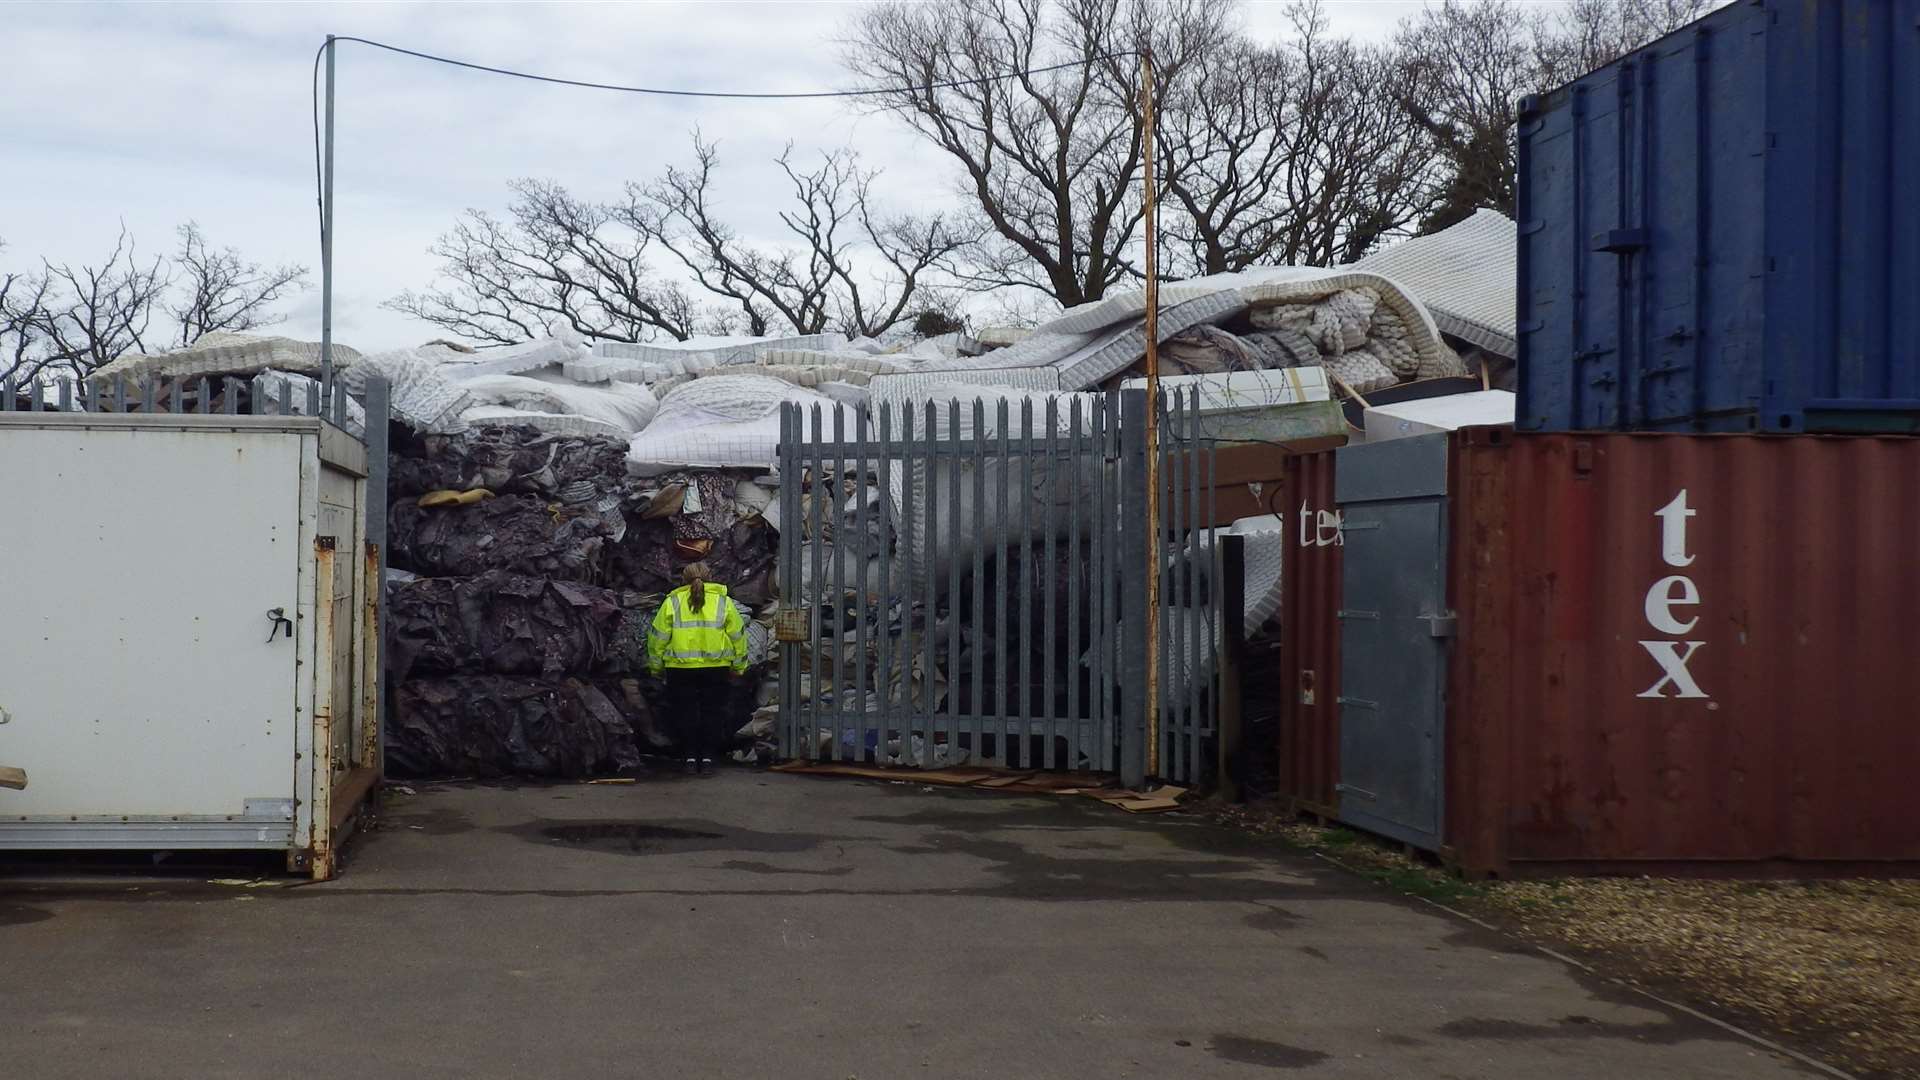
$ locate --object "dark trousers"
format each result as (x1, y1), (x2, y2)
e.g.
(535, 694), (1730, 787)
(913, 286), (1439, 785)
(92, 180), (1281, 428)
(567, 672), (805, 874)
(665, 667), (733, 762)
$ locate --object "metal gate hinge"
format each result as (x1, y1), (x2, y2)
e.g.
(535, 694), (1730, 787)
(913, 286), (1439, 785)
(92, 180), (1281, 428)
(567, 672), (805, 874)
(1423, 613), (1458, 638)
(1337, 609), (1379, 620)
(1336, 696), (1378, 710)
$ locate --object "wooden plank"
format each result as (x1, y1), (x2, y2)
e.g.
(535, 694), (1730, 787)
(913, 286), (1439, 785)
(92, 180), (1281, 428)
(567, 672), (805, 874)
(0, 766), (27, 790)
(329, 765), (380, 833)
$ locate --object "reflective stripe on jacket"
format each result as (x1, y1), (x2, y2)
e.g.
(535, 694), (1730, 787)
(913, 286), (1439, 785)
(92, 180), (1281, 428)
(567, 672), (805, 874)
(646, 583), (749, 674)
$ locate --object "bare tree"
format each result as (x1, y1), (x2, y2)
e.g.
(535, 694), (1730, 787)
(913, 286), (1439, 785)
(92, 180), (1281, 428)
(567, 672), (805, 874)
(618, 135), (969, 338)
(1534, 0), (1717, 87)
(394, 138), (962, 345)
(1391, 0), (1541, 234)
(1, 227), (171, 383)
(388, 179), (701, 346)
(168, 222), (308, 347)
(844, 0), (1234, 307)
(1159, 1), (1431, 274)
(1396, 0), (1719, 235)
(4, 226), (317, 384)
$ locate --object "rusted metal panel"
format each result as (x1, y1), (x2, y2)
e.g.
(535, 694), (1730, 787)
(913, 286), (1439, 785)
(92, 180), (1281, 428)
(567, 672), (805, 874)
(1198, 437), (1346, 526)
(1276, 451), (1342, 816)
(1449, 430), (1920, 875)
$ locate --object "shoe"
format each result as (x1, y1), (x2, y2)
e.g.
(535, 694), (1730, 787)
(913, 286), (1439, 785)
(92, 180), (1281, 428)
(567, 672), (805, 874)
(698, 758), (716, 777)
(682, 758), (698, 776)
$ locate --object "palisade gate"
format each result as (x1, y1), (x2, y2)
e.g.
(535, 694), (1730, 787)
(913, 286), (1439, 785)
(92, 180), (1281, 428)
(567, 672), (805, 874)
(774, 388), (1221, 788)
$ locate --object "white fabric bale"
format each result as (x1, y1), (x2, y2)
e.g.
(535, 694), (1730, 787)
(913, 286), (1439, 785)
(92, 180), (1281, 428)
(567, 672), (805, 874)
(455, 374), (658, 436)
(1351, 209), (1517, 358)
(594, 333), (847, 372)
(340, 348), (471, 434)
(563, 356), (649, 383)
(436, 325), (587, 378)
(867, 366), (1061, 398)
(624, 374), (851, 477)
(1241, 271), (1463, 382)
(815, 381), (870, 409)
(90, 332), (365, 386)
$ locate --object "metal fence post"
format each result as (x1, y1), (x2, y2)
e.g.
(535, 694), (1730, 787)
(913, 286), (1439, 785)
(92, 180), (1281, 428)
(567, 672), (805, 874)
(363, 375), (391, 778)
(1218, 533), (1246, 802)
(1118, 389), (1150, 788)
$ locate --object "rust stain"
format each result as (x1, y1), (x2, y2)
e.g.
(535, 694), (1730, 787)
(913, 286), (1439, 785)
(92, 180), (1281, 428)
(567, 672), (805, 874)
(1276, 452), (1341, 816)
(1278, 430), (1920, 874)
(1448, 431), (1920, 874)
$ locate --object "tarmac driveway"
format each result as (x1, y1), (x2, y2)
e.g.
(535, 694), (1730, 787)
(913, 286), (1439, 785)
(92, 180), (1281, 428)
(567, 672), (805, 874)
(1, 773), (1831, 1079)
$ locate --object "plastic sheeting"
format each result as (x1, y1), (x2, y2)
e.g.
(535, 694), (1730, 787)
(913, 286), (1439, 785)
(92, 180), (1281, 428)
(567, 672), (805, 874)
(389, 676), (642, 779)
(386, 571), (627, 681)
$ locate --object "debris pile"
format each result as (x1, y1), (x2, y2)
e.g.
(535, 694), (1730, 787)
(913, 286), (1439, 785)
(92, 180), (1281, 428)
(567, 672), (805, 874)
(84, 212), (1517, 780)
(381, 414), (783, 777)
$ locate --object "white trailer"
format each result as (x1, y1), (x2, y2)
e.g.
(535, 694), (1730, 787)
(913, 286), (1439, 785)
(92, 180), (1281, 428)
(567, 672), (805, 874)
(0, 411), (382, 878)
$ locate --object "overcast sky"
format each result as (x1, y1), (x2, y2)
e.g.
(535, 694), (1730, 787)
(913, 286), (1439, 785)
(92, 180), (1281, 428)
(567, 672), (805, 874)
(2, 1), (1445, 351)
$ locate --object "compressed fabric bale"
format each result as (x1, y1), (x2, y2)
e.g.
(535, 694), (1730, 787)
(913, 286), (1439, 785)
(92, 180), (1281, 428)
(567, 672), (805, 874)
(389, 426), (631, 501)
(388, 494), (624, 581)
(605, 516), (776, 601)
(386, 571), (628, 681)
(388, 676), (643, 779)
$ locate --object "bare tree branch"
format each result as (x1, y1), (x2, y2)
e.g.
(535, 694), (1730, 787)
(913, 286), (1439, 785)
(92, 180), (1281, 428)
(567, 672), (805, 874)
(2, 226), (170, 382)
(843, 0), (1233, 306)
(1395, 0), (1718, 234)
(168, 222), (309, 347)
(1157, 1), (1433, 274)
(618, 133), (969, 338)
(387, 179), (700, 345)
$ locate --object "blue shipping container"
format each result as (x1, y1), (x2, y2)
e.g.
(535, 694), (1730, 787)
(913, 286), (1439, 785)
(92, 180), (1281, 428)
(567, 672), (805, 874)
(1516, 0), (1920, 433)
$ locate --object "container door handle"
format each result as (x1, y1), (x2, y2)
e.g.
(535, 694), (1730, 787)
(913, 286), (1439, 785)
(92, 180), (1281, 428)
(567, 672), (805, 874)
(265, 607), (294, 643)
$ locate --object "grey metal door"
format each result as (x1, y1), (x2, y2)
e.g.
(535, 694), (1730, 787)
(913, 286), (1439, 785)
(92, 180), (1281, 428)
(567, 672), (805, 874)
(1334, 435), (1450, 851)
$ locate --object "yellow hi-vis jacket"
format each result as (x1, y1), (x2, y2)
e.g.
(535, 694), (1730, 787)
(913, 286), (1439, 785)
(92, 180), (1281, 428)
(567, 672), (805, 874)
(647, 583), (749, 675)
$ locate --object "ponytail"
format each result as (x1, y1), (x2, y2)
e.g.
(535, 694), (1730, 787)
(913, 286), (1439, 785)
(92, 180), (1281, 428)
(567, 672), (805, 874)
(682, 561), (712, 614)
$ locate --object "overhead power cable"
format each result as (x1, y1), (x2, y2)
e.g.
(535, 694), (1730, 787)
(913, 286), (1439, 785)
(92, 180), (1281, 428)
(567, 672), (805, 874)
(311, 34), (1135, 239)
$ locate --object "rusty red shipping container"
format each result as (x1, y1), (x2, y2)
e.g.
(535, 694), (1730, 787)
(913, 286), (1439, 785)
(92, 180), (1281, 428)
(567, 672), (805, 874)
(1275, 451), (1341, 817)
(1278, 430), (1920, 876)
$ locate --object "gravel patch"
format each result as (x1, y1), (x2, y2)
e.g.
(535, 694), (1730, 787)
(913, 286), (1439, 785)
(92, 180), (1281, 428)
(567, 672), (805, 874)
(1208, 800), (1919, 1079)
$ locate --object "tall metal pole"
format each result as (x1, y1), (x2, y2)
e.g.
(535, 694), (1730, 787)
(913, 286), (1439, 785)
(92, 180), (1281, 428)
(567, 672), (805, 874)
(1139, 48), (1161, 781)
(320, 35), (336, 390)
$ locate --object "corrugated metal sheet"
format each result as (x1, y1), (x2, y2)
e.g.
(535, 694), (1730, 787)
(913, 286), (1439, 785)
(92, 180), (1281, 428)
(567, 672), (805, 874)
(1516, 0), (1920, 434)
(1449, 430), (1920, 874)
(1276, 452), (1341, 816)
